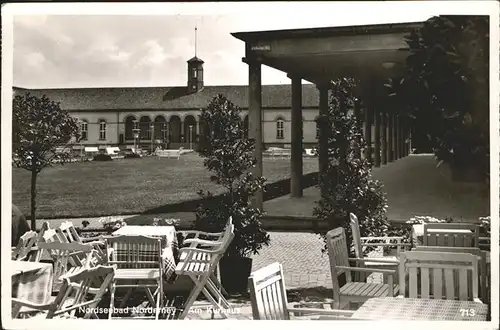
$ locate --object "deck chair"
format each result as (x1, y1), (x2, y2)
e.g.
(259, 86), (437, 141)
(12, 231), (38, 261)
(326, 227), (399, 309)
(350, 213), (405, 283)
(38, 241), (97, 292)
(399, 251), (482, 302)
(12, 265), (115, 319)
(412, 246), (488, 303)
(175, 224), (235, 319)
(423, 223), (480, 248)
(105, 235), (164, 320)
(249, 262), (356, 320)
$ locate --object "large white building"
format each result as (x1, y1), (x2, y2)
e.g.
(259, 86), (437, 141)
(14, 55), (325, 152)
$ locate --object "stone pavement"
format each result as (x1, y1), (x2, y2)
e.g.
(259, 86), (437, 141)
(264, 154), (489, 222)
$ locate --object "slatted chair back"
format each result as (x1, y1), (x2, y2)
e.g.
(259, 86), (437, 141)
(413, 246), (488, 303)
(105, 235), (162, 270)
(423, 223), (480, 248)
(326, 227), (352, 303)
(12, 231), (38, 261)
(12, 265), (115, 319)
(56, 221), (82, 243)
(38, 242), (95, 290)
(399, 251), (480, 301)
(349, 213), (364, 258)
(248, 262), (290, 320)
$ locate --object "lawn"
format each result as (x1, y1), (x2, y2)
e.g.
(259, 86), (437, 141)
(12, 153), (318, 218)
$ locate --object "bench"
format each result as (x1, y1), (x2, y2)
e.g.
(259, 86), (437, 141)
(156, 147), (184, 160)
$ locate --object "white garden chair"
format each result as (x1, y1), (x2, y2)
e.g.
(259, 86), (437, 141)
(37, 241), (98, 292)
(350, 213), (408, 283)
(12, 265), (115, 319)
(105, 235), (164, 320)
(411, 247), (488, 302)
(423, 223), (480, 248)
(399, 250), (482, 302)
(326, 227), (399, 309)
(249, 262), (357, 320)
(12, 231), (38, 261)
(56, 221), (107, 264)
(175, 223), (234, 319)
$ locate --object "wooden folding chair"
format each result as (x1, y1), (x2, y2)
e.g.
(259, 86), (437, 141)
(12, 265), (115, 319)
(179, 216), (233, 298)
(326, 227), (399, 309)
(57, 221), (107, 264)
(399, 250), (482, 302)
(423, 223), (480, 247)
(175, 224), (234, 319)
(249, 262), (357, 320)
(105, 235), (164, 320)
(411, 247), (488, 302)
(12, 231), (38, 261)
(38, 241), (97, 292)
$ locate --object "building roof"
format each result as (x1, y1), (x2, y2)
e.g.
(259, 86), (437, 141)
(13, 84), (320, 111)
(187, 56), (205, 64)
(232, 21), (424, 42)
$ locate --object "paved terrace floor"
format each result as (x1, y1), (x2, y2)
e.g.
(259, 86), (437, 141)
(264, 154), (489, 223)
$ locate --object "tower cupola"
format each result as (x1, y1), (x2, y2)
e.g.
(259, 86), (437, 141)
(187, 26), (204, 93)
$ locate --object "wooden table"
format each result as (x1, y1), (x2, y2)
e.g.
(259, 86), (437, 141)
(351, 297), (488, 321)
(11, 261), (54, 313)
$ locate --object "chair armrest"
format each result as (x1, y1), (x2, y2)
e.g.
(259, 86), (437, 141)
(287, 307), (355, 317)
(178, 230), (224, 239)
(179, 247), (219, 255)
(11, 298), (52, 311)
(81, 236), (104, 243)
(183, 238), (222, 247)
(351, 257), (400, 265)
(337, 266), (397, 274)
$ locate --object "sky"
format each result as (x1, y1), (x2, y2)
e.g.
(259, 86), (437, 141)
(8, 1), (493, 88)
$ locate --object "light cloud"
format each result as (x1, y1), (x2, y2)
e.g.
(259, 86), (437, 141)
(9, 2), (477, 89)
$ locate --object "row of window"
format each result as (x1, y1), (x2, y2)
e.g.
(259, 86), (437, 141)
(80, 119), (316, 141)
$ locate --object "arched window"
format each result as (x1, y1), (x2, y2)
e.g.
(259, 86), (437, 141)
(80, 120), (88, 141)
(98, 120), (106, 141)
(276, 118), (284, 139)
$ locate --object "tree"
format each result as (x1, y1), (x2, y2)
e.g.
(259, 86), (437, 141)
(195, 94), (270, 258)
(13, 93), (81, 229)
(389, 15), (489, 175)
(313, 78), (389, 254)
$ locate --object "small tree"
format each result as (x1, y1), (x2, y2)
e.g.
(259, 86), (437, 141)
(313, 78), (390, 254)
(13, 93), (80, 229)
(195, 94), (270, 258)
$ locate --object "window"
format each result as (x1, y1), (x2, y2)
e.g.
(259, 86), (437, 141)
(99, 120), (106, 141)
(276, 118), (284, 139)
(80, 120), (88, 140)
(192, 68), (197, 78)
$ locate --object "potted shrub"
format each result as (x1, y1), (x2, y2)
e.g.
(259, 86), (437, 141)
(194, 94), (270, 294)
(313, 78), (391, 260)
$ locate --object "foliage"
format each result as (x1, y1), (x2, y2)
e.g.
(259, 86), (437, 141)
(99, 216), (127, 230)
(195, 94), (270, 258)
(313, 78), (390, 255)
(152, 217), (180, 226)
(13, 93), (80, 229)
(388, 15), (489, 173)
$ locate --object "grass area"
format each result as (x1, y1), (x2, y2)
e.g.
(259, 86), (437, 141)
(13, 153), (318, 219)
